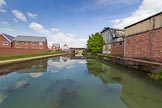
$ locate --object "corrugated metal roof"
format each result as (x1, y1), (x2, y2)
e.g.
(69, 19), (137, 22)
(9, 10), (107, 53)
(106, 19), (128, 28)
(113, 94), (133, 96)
(13, 35), (47, 42)
(2, 33), (15, 42)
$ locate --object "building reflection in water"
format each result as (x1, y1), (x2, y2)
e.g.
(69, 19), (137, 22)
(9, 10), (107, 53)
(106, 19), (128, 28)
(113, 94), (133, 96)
(0, 59), (48, 75)
(17, 59), (48, 73)
(86, 59), (162, 108)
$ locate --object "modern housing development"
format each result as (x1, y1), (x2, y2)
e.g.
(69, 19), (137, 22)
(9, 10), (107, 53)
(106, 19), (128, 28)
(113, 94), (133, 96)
(0, 33), (49, 57)
(0, 33), (48, 50)
(101, 11), (162, 63)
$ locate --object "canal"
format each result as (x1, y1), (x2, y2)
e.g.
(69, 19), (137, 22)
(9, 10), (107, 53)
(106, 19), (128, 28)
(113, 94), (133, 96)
(0, 56), (162, 108)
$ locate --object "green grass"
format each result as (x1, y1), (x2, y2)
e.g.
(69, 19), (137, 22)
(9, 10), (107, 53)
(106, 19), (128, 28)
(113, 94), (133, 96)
(0, 51), (64, 61)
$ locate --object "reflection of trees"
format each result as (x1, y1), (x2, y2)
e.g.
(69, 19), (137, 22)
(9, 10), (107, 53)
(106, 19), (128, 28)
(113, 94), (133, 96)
(87, 59), (123, 84)
(87, 59), (103, 77)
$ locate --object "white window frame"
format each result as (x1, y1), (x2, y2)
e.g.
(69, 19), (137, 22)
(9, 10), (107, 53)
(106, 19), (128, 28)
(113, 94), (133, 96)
(39, 42), (43, 45)
(16, 41), (19, 44)
(2, 41), (9, 45)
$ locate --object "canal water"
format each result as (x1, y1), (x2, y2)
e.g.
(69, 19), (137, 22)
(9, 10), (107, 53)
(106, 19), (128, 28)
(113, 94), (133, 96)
(0, 56), (162, 108)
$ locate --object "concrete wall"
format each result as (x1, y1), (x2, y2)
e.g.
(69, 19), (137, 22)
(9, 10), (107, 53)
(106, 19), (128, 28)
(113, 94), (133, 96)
(0, 35), (12, 48)
(103, 44), (111, 54)
(126, 28), (162, 62)
(0, 48), (49, 57)
(101, 29), (112, 44)
(111, 42), (124, 57)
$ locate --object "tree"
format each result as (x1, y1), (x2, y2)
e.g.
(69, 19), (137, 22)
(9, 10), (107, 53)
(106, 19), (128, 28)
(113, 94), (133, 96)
(87, 32), (105, 53)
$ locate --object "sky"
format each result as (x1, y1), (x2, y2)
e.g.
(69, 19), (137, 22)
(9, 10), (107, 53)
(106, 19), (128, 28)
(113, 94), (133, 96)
(0, 0), (162, 48)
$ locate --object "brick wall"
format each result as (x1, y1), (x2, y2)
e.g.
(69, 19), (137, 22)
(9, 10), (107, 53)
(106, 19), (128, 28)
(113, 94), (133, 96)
(126, 28), (162, 62)
(111, 42), (124, 57)
(12, 41), (48, 50)
(0, 48), (49, 57)
(0, 35), (12, 48)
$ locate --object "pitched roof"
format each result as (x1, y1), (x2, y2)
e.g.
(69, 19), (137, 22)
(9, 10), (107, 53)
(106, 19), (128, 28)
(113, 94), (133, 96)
(13, 35), (47, 42)
(101, 27), (124, 33)
(125, 11), (162, 29)
(52, 44), (60, 47)
(1, 33), (15, 42)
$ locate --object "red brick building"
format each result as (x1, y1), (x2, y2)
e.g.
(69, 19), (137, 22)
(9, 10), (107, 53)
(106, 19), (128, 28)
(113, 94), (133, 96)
(0, 33), (48, 50)
(0, 33), (49, 57)
(0, 33), (14, 48)
(12, 35), (48, 50)
(125, 11), (162, 62)
(51, 44), (60, 51)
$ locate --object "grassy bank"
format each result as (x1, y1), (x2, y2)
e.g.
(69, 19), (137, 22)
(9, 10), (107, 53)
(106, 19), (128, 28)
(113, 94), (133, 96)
(0, 51), (64, 61)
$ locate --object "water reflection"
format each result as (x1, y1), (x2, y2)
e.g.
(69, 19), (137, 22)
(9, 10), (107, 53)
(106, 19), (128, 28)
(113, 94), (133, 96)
(0, 59), (48, 74)
(0, 57), (161, 108)
(87, 59), (162, 108)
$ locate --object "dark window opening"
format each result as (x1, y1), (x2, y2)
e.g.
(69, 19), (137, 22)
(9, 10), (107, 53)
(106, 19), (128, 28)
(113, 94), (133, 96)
(152, 18), (156, 29)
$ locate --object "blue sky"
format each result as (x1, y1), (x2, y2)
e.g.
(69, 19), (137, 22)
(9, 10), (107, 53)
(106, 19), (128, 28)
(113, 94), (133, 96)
(0, 0), (162, 47)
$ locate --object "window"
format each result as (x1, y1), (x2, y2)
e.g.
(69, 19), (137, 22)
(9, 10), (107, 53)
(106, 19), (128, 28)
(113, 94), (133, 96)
(2, 41), (9, 45)
(32, 42), (35, 45)
(24, 42), (28, 45)
(39, 42), (43, 45)
(16, 41), (19, 44)
(152, 18), (156, 29)
(120, 42), (122, 45)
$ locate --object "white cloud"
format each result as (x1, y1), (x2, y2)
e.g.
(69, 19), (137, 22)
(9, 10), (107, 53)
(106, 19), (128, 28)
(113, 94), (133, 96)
(0, 8), (6, 13)
(111, 0), (162, 28)
(0, 0), (6, 7)
(11, 9), (27, 22)
(29, 73), (43, 78)
(29, 22), (50, 35)
(50, 28), (60, 32)
(29, 22), (87, 48)
(27, 12), (38, 18)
